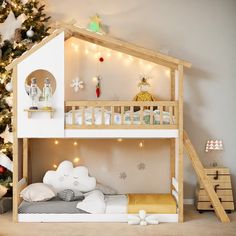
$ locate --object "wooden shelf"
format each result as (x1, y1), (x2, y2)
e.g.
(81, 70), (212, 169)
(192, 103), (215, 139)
(24, 108), (55, 119)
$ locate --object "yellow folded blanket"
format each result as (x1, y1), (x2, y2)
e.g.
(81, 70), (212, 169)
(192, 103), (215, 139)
(127, 193), (177, 214)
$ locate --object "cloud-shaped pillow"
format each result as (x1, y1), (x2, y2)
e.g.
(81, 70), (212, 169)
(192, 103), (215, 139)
(43, 161), (96, 193)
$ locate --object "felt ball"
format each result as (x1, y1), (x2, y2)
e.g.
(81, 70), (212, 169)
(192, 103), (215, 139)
(99, 57), (104, 62)
(0, 165), (6, 174)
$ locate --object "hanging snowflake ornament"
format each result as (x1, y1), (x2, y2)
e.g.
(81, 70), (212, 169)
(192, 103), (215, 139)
(70, 77), (84, 92)
(0, 11), (27, 41)
(128, 210), (159, 226)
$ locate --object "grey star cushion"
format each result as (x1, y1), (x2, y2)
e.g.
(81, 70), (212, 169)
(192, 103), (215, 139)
(57, 189), (84, 202)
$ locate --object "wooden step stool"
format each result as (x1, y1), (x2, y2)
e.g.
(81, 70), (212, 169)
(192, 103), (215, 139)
(196, 167), (234, 213)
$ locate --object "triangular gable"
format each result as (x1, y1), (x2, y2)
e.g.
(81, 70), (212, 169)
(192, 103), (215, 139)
(6, 25), (191, 71)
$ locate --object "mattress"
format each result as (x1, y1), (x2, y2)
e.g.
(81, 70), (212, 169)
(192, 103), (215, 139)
(18, 197), (88, 214)
(65, 107), (172, 125)
(105, 195), (128, 214)
(127, 194), (177, 214)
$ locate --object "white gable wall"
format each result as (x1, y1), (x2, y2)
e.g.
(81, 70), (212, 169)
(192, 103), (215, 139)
(17, 32), (64, 138)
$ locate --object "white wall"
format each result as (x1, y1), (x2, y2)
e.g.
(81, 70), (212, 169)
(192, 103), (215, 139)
(43, 0), (236, 200)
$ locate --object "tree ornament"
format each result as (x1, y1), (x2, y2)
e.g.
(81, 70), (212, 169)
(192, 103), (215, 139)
(87, 14), (105, 35)
(0, 125), (13, 143)
(0, 184), (8, 199)
(5, 80), (13, 92)
(0, 11), (27, 41)
(1, 0), (7, 8)
(99, 57), (104, 62)
(0, 165), (6, 174)
(0, 152), (13, 172)
(70, 77), (84, 92)
(21, 0), (29, 4)
(5, 95), (13, 107)
(26, 27), (34, 38)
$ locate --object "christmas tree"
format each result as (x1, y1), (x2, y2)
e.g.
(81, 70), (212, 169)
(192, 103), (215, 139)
(0, 0), (50, 197)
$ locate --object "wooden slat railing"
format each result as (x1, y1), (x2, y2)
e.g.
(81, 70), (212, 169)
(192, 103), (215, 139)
(65, 101), (179, 129)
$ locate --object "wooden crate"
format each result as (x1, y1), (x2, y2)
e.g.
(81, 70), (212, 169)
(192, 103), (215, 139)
(196, 167), (234, 213)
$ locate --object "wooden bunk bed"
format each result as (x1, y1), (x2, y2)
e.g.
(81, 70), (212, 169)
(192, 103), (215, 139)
(5, 25), (230, 223)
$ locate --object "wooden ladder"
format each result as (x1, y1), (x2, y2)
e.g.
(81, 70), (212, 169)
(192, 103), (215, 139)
(183, 130), (230, 223)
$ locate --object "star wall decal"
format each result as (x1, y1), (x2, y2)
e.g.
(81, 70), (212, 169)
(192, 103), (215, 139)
(0, 11), (27, 42)
(119, 172), (127, 180)
(137, 162), (146, 170)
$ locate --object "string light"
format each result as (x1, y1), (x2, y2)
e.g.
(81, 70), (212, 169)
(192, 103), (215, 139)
(54, 140), (59, 145)
(73, 157), (80, 163)
(117, 138), (123, 142)
(139, 141), (144, 148)
(53, 164), (58, 169)
(73, 141), (78, 146)
(84, 48), (89, 55)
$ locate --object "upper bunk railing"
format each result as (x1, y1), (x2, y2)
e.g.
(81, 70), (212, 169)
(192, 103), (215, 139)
(65, 101), (179, 129)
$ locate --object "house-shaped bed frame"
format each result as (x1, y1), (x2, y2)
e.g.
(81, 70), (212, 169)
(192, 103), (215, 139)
(6, 24), (230, 223)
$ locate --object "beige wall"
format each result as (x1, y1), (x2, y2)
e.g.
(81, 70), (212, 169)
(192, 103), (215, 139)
(41, 0), (236, 200)
(30, 139), (171, 194)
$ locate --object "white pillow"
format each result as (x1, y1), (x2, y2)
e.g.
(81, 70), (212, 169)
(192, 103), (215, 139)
(76, 190), (106, 214)
(43, 161), (96, 193)
(20, 183), (56, 202)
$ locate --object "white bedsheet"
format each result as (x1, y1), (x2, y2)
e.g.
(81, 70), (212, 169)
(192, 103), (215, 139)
(105, 195), (128, 214)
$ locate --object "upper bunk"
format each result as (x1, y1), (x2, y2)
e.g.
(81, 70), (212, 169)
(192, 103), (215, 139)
(5, 24), (191, 139)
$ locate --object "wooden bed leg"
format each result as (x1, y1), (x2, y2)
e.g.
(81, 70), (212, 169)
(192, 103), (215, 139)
(23, 138), (28, 182)
(177, 65), (184, 223)
(12, 66), (18, 223)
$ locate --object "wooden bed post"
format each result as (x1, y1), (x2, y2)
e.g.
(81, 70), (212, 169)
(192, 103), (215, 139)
(12, 66), (18, 222)
(170, 68), (176, 191)
(177, 64), (184, 223)
(23, 138), (28, 182)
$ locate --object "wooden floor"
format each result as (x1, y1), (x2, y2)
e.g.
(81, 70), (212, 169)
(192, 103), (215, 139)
(0, 206), (235, 236)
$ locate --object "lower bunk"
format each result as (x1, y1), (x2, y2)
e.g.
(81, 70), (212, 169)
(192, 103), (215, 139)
(18, 193), (178, 223)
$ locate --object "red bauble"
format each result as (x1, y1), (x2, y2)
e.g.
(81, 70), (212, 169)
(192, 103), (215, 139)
(0, 165), (6, 174)
(99, 57), (104, 62)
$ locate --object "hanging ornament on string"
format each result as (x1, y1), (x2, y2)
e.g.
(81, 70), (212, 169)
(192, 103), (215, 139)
(92, 50), (104, 98)
(0, 165), (6, 174)
(95, 76), (101, 98)
(26, 26), (34, 38)
(5, 79), (13, 92)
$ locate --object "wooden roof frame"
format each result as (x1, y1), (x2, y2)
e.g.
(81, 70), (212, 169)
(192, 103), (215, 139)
(6, 24), (191, 71)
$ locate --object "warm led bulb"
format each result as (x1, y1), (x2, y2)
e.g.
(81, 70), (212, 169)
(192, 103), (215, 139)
(73, 157), (80, 163)
(84, 48), (89, 55)
(139, 142), (144, 148)
(53, 164), (58, 169)
(73, 141), (78, 146)
(92, 76), (98, 83)
(117, 138), (123, 142)
(54, 140), (59, 145)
